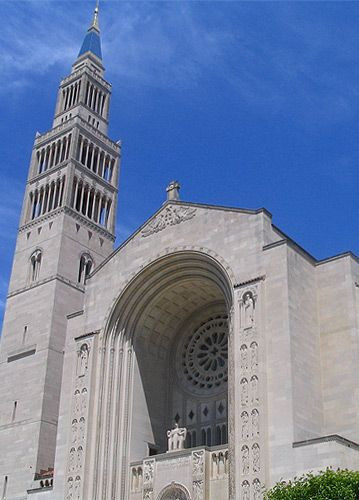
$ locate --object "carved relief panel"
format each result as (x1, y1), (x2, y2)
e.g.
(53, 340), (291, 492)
(235, 281), (265, 500)
(65, 335), (95, 500)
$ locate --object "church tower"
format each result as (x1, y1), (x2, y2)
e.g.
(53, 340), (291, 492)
(0, 5), (120, 498)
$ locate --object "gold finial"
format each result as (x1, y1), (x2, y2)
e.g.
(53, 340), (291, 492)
(91, 0), (100, 31)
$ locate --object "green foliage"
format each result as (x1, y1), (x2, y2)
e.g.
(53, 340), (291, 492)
(264, 468), (359, 500)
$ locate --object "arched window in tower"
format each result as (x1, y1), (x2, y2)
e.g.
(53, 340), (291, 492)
(30, 250), (42, 282)
(78, 254), (93, 284)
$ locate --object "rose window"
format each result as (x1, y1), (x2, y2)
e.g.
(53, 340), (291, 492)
(177, 314), (228, 395)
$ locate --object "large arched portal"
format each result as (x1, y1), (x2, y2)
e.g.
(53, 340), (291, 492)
(93, 251), (234, 499)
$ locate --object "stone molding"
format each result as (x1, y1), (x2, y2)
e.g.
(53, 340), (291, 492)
(293, 434), (359, 451)
(7, 273), (85, 299)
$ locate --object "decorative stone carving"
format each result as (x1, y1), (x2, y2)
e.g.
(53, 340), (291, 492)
(66, 477), (73, 500)
(74, 476), (81, 500)
(78, 417), (85, 442)
(177, 313), (228, 396)
(158, 483), (190, 500)
(167, 423), (187, 452)
(242, 480), (250, 500)
(143, 459), (155, 500)
(71, 420), (78, 444)
(240, 378), (249, 407)
(192, 479), (204, 500)
(192, 450), (204, 476)
(77, 344), (89, 377)
(243, 292), (255, 329)
(192, 450), (204, 500)
(77, 446), (83, 471)
(253, 478), (262, 500)
(250, 342), (258, 369)
(241, 445), (249, 475)
(240, 344), (248, 370)
(250, 375), (259, 404)
(143, 459), (155, 484)
(74, 390), (81, 414)
(141, 206), (196, 237)
(80, 388), (87, 412)
(241, 411), (249, 440)
(251, 409), (259, 437)
(69, 448), (76, 473)
(252, 443), (260, 473)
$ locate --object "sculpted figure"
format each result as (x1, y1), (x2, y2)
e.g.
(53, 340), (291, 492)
(167, 423), (187, 451)
(253, 478), (262, 500)
(253, 443), (260, 473)
(240, 344), (248, 370)
(241, 378), (249, 407)
(69, 448), (76, 473)
(243, 292), (255, 329)
(66, 477), (73, 500)
(242, 480), (250, 500)
(241, 412), (249, 440)
(251, 375), (259, 404)
(250, 342), (258, 369)
(78, 344), (89, 377)
(241, 446), (249, 475)
(71, 419), (78, 444)
(252, 409), (259, 437)
(74, 476), (81, 500)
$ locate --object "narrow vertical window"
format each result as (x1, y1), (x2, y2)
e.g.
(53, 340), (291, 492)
(2, 476), (8, 499)
(22, 326), (27, 344)
(78, 254), (93, 284)
(12, 401), (17, 422)
(30, 250), (42, 282)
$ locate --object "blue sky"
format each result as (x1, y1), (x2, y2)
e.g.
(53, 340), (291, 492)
(1, 0), (359, 326)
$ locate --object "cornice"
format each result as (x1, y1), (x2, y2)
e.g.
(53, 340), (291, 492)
(18, 206), (115, 241)
(63, 207), (115, 241)
(7, 273), (85, 299)
(293, 434), (359, 451)
(19, 207), (65, 232)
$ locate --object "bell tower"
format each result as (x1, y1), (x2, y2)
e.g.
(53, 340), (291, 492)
(0, 5), (120, 498)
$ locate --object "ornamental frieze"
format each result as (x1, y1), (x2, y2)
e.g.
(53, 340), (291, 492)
(141, 206), (196, 237)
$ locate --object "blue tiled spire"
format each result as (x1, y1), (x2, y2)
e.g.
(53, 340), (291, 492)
(78, 2), (102, 60)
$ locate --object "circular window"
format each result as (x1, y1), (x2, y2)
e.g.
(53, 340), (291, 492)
(177, 314), (228, 395)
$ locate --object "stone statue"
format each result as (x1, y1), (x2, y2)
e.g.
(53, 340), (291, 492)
(243, 292), (255, 329)
(78, 344), (89, 377)
(167, 423), (187, 452)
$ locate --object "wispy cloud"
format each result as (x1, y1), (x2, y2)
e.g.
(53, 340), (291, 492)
(3, 1), (359, 127)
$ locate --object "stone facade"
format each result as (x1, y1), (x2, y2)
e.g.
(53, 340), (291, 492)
(1, 6), (359, 500)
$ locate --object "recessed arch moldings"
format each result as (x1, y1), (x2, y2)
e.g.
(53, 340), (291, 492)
(91, 249), (235, 500)
(101, 246), (236, 343)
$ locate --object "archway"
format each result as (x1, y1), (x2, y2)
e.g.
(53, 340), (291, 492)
(93, 251), (234, 499)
